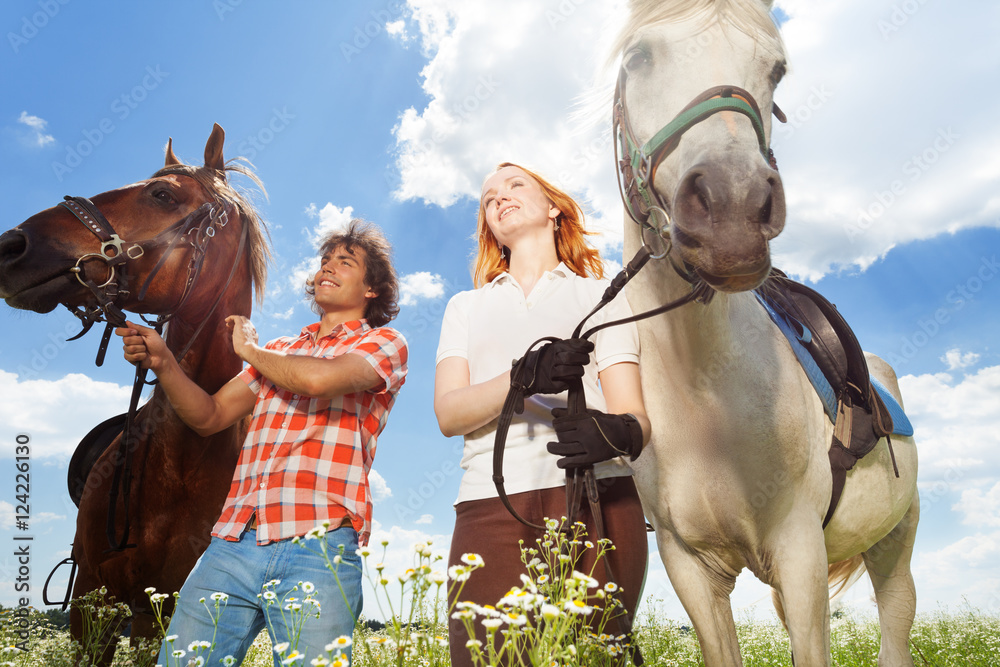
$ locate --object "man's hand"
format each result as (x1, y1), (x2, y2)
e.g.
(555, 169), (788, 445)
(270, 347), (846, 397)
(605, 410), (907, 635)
(225, 315), (259, 360)
(546, 408), (644, 469)
(512, 338), (593, 397)
(115, 321), (171, 372)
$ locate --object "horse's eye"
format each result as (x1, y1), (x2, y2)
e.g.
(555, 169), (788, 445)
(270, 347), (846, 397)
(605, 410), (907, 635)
(152, 189), (176, 205)
(624, 48), (650, 74)
(770, 61), (787, 86)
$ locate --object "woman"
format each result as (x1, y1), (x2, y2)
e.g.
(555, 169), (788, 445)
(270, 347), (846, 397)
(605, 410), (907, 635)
(434, 162), (650, 665)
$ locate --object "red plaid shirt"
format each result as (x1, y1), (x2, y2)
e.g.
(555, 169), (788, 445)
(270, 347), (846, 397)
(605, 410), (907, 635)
(212, 320), (407, 546)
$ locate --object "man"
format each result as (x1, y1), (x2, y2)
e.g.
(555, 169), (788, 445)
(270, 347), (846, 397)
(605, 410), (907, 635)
(117, 220), (408, 665)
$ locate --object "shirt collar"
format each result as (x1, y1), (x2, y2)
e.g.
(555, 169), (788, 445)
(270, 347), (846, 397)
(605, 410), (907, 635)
(299, 319), (371, 341)
(488, 262), (572, 287)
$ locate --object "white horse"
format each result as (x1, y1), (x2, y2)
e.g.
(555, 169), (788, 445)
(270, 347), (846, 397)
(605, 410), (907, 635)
(613, 2), (919, 665)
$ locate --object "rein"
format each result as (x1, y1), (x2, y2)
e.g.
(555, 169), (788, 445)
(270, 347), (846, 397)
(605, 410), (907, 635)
(59, 194), (246, 551)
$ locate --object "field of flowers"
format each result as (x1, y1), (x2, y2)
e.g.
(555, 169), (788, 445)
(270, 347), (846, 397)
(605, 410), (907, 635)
(2, 519), (998, 666)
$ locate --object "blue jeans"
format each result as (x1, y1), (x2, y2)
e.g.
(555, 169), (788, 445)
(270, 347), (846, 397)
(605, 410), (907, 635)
(157, 526), (362, 667)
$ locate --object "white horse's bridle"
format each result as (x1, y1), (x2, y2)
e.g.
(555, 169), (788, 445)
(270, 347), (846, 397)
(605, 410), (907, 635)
(613, 66), (786, 240)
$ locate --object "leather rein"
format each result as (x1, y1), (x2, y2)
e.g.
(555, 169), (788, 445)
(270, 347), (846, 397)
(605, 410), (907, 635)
(492, 69), (785, 663)
(60, 191), (247, 551)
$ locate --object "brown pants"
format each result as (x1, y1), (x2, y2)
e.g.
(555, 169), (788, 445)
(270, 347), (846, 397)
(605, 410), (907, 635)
(447, 476), (648, 667)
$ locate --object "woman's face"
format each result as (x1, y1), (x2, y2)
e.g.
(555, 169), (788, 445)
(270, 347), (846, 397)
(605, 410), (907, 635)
(480, 166), (560, 245)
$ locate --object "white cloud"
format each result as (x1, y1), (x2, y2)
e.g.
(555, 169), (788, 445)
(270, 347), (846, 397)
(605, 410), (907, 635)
(361, 520), (452, 620)
(290, 256), (319, 295)
(954, 482), (1000, 529)
(0, 502), (15, 530)
(415, 513), (433, 525)
(941, 348), (980, 371)
(305, 202), (355, 248)
(385, 19), (408, 40)
(769, 0), (1000, 279)
(399, 271), (445, 306)
(912, 531), (1000, 612)
(0, 370), (133, 460)
(390, 0), (627, 253)
(391, 0), (1000, 280)
(369, 468), (393, 502)
(0, 504), (66, 530)
(897, 365), (1000, 487)
(17, 111), (55, 147)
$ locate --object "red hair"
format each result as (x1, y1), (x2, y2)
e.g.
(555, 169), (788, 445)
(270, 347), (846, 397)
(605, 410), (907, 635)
(473, 162), (605, 288)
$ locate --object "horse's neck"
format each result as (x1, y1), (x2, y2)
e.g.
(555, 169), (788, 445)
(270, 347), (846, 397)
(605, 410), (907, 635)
(162, 243), (253, 394)
(625, 234), (775, 392)
(165, 294), (250, 394)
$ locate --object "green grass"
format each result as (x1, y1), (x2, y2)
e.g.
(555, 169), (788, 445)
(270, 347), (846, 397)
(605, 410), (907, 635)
(4, 603), (999, 666)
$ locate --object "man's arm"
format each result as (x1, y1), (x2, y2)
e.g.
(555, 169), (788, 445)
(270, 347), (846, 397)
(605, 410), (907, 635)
(226, 315), (384, 398)
(116, 321), (256, 436)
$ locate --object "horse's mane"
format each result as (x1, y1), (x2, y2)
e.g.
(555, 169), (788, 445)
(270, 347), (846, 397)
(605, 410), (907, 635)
(609, 0), (783, 60)
(152, 161), (271, 304)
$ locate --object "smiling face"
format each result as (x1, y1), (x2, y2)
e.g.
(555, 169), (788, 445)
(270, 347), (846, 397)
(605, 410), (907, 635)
(312, 244), (376, 318)
(480, 165), (561, 247)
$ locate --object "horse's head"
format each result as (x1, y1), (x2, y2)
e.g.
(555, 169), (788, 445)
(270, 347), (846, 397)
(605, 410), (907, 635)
(615, 0), (786, 292)
(0, 124), (268, 325)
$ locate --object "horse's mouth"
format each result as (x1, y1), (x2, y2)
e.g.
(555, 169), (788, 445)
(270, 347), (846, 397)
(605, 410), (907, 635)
(695, 263), (771, 293)
(1, 271), (82, 313)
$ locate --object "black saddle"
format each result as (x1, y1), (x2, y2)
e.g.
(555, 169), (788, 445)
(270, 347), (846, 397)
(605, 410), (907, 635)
(67, 413), (126, 507)
(757, 271), (897, 527)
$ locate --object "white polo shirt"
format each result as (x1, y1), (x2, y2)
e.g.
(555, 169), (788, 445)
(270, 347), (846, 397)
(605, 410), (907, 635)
(436, 263), (640, 504)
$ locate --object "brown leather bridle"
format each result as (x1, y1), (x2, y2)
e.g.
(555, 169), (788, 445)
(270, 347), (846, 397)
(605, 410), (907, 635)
(58, 192), (246, 551)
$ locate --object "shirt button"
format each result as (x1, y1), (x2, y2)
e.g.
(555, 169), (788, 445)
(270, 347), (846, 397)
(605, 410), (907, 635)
(292, 394), (299, 400)
(260, 482), (267, 490)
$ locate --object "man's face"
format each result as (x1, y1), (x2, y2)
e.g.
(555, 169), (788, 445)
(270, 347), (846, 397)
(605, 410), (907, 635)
(313, 244), (375, 316)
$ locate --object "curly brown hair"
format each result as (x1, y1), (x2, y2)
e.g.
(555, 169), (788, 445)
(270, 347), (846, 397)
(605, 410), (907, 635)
(305, 219), (400, 327)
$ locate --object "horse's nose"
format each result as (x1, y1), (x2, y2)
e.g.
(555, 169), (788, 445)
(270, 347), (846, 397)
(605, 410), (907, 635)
(674, 161), (785, 240)
(0, 229), (28, 268)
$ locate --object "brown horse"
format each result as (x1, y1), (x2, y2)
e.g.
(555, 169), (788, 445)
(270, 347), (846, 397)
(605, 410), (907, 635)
(0, 124), (270, 660)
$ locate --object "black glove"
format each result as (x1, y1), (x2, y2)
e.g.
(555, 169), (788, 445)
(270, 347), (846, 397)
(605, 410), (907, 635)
(512, 338), (593, 397)
(546, 408), (644, 469)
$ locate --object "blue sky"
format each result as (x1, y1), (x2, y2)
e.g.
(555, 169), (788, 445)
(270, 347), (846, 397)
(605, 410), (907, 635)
(1, 0), (999, 626)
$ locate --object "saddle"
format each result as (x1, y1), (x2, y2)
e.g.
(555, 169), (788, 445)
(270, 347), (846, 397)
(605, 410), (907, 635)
(68, 412), (126, 507)
(756, 271), (897, 527)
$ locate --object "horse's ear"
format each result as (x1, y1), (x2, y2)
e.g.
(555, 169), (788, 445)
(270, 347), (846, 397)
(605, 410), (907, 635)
(164, 138), (181, 167)
(204, 123), (226, 174)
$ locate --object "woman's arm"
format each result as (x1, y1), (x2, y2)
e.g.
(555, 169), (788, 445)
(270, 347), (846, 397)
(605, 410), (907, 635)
(433, 356), (512, 437)
(598, 361), (651, 446)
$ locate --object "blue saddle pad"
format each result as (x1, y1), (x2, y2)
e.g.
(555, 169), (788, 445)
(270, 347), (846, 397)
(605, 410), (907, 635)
(754, 293), (913, 437)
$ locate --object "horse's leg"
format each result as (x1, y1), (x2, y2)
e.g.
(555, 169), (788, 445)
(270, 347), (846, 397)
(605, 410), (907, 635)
(657, 533), (743, 666)
(863, 488), (919, 667)
(770, 527), (831, 667)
